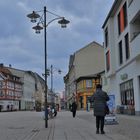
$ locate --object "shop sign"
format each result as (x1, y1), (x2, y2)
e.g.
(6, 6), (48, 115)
(120, 73), (128, 80)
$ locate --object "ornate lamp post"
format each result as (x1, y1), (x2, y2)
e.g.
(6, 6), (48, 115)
(49, 65), (61, 93)
(27, 6), (70, 128)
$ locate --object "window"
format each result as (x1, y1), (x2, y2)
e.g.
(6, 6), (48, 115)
(106, 51), (110, 71)
(103, 76), (108, 86)
(125, 33), (130, 60)
(0, 91), (3, 97)
(118, 13), (121, 35)
(86, 80), (92, 88)
(0, 81), (2, 88)
(117, 2), (128, 35)
(118, 41), (123, 65)
(120, 80), (134, 105)
(105, 27), (108, 47)
(123, 2), (127, 28)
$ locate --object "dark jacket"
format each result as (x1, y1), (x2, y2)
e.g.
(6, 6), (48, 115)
(71, 102), (77, 112)
(92, 89), (109, 116)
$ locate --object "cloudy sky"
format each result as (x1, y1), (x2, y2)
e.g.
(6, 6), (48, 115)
(0, 0), (114, 93)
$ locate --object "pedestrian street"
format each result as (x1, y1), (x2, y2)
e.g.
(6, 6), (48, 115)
(0, 110), (140, 140)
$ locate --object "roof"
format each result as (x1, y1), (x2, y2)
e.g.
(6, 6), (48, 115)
(75, 70), (104, 82)
(0, 65), (23, 83)
(102, 0), (122, 28)
(0, 67), (12, 75)
(75, 41), (103, 54)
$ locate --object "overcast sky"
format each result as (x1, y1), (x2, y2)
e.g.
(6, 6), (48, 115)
(0, 0), (114, 93)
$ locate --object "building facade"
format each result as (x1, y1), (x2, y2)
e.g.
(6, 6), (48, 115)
(0, 65), (22, 111)
(0, 64), (45, 111)
(102, 0), (140, 115)
(76, 75), (101, 110)
(64, 41), (105, 110)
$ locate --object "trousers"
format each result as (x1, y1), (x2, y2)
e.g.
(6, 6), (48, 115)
(96, 116), (105, 131)
(72, 111), (76, 117)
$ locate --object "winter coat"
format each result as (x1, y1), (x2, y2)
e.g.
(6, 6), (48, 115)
(92, 89), (109, 116)
(71, 102), (77, 112)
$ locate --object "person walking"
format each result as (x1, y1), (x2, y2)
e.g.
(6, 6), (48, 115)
(0, 105), (2, 112)
(71, 101), (77, 118)
(92, 84), (109, 134)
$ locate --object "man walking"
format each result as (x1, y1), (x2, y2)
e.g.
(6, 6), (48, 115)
(71, 101), (77, 118)
(92, 84), (109, 134)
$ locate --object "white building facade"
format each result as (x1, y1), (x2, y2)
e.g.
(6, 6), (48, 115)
(102, 0), (140, 115)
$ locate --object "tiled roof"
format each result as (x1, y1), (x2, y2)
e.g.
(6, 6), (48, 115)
(0, 67), (12, 75)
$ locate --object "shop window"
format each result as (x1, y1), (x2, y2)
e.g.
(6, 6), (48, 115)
(120, 80), (134, 105)
(79, 96), (83, 108)
(86, 80), (92, 88)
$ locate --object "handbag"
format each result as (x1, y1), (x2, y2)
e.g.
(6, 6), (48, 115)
(105, 104), (109, 115)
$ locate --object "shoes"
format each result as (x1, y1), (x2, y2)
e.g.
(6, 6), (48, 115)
(101, 131), (105, 134)
(96, 130), (99, 134)
(96, 129), (105, 134)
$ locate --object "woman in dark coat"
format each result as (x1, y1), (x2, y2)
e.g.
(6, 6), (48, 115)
(71, 101), (77, 118)
(92, 84), (109, 134)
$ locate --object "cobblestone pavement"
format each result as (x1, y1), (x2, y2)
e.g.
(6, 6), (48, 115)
(0, 110), (140, 140)
(77, 111), (140, 140)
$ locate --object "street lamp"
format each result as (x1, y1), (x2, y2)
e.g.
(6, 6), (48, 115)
(27, 6), (70, 128)
(42, 65), (61, 108)
(49, 65), (62, 93)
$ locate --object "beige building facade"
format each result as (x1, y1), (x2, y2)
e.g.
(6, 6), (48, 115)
(64, 41), (105, 110)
